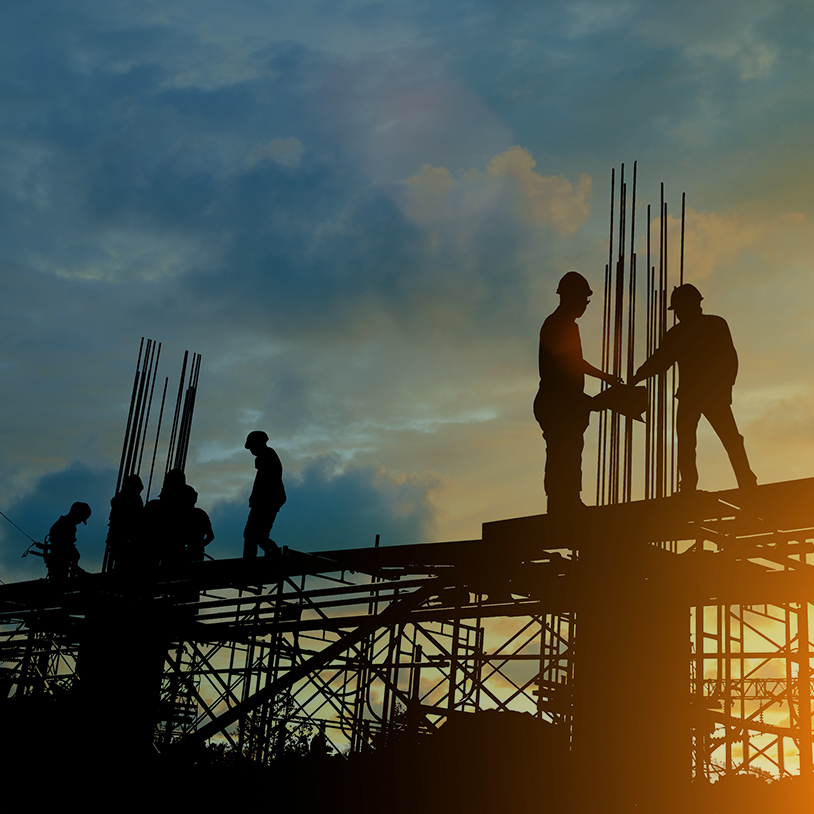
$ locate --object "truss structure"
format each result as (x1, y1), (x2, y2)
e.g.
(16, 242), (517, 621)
(2, 478), (814, 797)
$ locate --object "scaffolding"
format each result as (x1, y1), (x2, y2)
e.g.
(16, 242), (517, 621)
(2, 478), (814, 796)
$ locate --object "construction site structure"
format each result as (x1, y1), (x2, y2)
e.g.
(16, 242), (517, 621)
(2, 478), (814, 809)
(2, 166), (807, 810)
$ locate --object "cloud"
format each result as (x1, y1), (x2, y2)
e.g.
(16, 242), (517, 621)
(0, 453), (440, 581)
(563, 1), (636, 38)
(401, 165), (456, 225)
(486, 147), (592, 234)
(364, 79), (515, 181)
(0, 462), (115, 582)
(647, 207), (768, 283)
(246, 138), (304, 169)
(631, 0), (782, 79)
(401, 147), (592, 236)
(644, 207), (813, 285)
(208, 455), (441, 556)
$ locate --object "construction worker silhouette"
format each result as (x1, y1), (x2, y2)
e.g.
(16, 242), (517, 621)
(243, 431), (286, 558)
(534, 272), (620, 513)
(144, 469), (189, 570)
(184, 486), (214, 562)
(632, 284), (757, 493)
(106, 474), (144, 572)
(45, 502), (91, 580)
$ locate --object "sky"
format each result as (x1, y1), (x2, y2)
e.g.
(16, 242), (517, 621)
(3, 0), (814, 579)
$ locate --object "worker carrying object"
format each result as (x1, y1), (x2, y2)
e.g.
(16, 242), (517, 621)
(631, 283), (757, 493)
(533, 271), (622, 513)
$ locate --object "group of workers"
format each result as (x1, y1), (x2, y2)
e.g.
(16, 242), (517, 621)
(42, 431), (286, 580)
(534, 271), (757, 513)
(106, 469), (215, 574)
(41, 273), (756, 578)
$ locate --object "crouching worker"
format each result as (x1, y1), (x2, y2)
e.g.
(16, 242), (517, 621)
(45, 502), (91, 580)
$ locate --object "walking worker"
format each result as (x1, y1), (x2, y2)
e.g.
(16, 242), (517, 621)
(45, 502), (91, 580)
(632, 283), (757, 493)
(533, 271), (620, 513)
(243, 431), (286, 558)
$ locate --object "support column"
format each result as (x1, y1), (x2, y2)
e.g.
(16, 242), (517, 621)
(572, 530), (689, 812)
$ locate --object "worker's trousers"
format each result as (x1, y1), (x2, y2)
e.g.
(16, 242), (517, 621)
(534, 394), (591, 513)
(677, 399), (757, 492)
(243, 505), (281, 558)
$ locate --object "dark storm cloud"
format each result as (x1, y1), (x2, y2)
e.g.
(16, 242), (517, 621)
(0, 450), (438, 582)
(0, 462), (115, 582)
(208, 454), (439, 556)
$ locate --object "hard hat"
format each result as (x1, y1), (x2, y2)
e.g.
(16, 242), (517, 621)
(245, 430), (269, 449)
(122, 474), (144, 492)
(668, 284), (703, 310)
(164, 469), (186, 487)
(70, 502), (92, 524)
(556, 271), (592, 298)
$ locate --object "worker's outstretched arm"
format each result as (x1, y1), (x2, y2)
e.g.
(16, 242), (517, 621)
(632, 344), (674, 385)
(582, 360), (623, 386)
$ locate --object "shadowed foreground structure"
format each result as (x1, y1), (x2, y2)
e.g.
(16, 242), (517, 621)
(3, 479), (814, 811)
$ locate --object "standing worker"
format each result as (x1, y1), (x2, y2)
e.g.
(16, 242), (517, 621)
(632, 283), (757, 493)
(45, 502), (91, 580)
(534, 272), (620, 513)
(106, 474), (144, 572)
(243, 431), (287, 558)
(145, 468), (189, 571)
(184, 485), (215, 562)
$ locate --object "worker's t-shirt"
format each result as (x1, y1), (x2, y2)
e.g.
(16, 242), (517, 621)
(250, 448), (287, 510)
(638, 314), (737, 405)
(48, 516), (78, 555)
(537, 309), (586, 411)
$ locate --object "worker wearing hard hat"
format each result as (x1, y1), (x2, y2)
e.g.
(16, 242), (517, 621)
(632, 284), (757, 493)
(243, 431), (287, 558)
(45, 502), (91, 580)
(534, 271), (621, 513)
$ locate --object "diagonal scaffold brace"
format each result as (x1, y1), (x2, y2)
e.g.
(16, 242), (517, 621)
(172, 577), (448, 751)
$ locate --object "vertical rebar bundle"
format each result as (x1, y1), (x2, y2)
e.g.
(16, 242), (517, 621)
(103, 340), (202, 571)
(596, 165), (686, 504)
(166, 351), (202, 475)
(115, 338), (161, 496)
